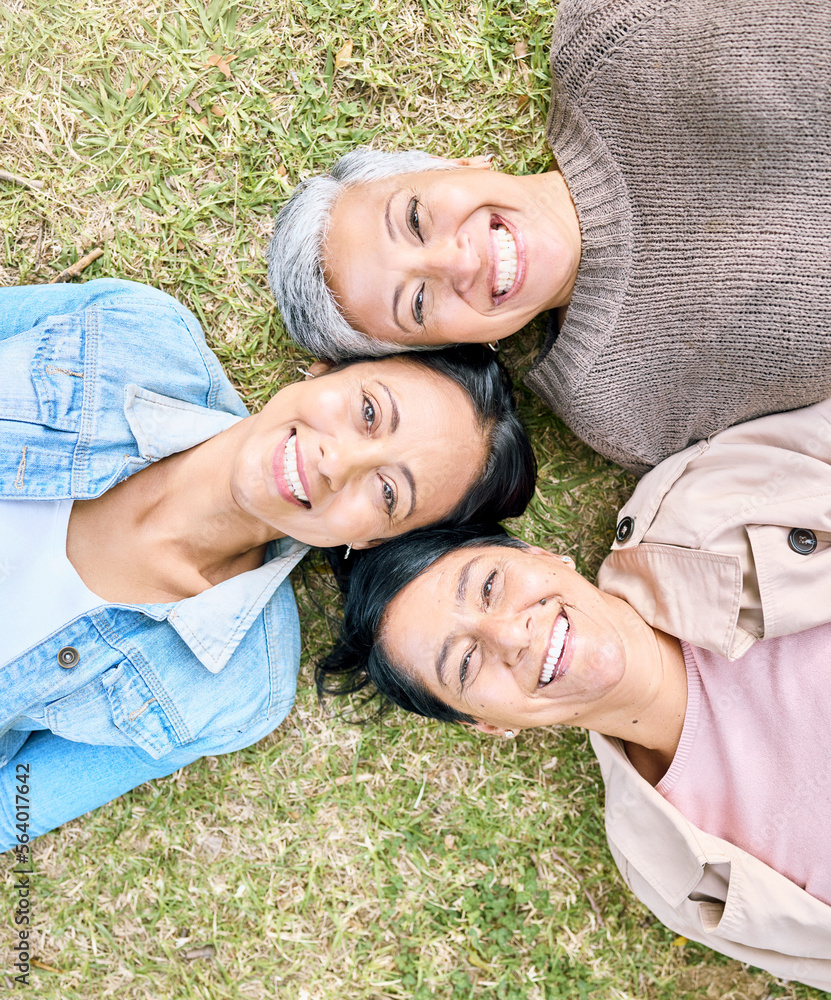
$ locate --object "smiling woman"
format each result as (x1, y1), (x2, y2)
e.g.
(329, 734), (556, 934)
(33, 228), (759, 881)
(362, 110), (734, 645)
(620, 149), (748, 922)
(0, 279), (535, 848)
(321, 164), (579, 348)
(319, 525), (831, 991)
(269, 0), (831, 473)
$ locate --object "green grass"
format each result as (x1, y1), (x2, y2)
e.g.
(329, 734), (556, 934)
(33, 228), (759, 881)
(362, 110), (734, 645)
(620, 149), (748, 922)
(0, 1), (825, 998)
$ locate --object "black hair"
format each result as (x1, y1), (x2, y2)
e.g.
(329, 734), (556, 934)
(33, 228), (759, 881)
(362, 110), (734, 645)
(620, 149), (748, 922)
(322, 343), (536, 587)
(317, 525), (528, 724)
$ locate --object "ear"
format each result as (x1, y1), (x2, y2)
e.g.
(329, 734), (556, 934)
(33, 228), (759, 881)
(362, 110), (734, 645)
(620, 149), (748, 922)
(350, 538), (383, 551)
(307, 359), (333, 378)
(465, 721), (518, 738)
(443, 154), (494, 170)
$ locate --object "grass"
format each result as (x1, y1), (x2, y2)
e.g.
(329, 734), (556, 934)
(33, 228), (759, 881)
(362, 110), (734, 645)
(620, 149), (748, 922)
(0, 1), (826, 998)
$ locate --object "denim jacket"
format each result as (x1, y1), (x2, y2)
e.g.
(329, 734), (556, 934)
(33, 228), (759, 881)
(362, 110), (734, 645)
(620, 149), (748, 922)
(0, 280), (307, 848)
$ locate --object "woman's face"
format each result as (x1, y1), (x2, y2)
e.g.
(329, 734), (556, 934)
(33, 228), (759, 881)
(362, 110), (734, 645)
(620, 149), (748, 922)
(383, 544), (641, 734)
(230, 359), (488, 548)
(323, 166), (581, 348)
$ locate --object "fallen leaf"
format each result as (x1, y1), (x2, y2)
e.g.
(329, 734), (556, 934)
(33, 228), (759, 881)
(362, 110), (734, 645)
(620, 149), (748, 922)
(186, 96), (203, 114)
(277, 164), (287, 176)
(672, 936), (688, 947)
(31, 960), (63, 973)
(517, 94), (530, 111)
(334, 39), (353, 71)
(181, 945), (216, 961)
(205, 53), (232, 79)
(210, 104), (225, 116)
(334, 773), (372, 785)
(514, 39), (530, 85)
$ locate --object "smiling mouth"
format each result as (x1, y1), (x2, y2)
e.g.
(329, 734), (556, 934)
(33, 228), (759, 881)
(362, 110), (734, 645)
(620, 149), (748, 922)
(283, 432), (310, 507)
(539, 612), (569, 686)
(492, 223), (518, 297)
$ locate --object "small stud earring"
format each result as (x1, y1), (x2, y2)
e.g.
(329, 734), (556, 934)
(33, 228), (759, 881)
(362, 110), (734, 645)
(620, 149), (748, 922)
(487, 341), (499, 352)
(504, 730), (516, 739)
(344, 543), (353, 560)
(561, 555), (573, 565)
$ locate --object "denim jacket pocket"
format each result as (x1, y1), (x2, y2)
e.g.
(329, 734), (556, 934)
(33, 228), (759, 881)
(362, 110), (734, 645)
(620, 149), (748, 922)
(0, 314), (86, 430)
(44, 662), (193, 760)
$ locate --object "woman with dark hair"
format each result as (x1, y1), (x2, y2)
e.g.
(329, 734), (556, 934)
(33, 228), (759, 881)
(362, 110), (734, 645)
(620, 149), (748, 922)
(268, 0), (831, 473)
(318, 520), (831, 990)
(0, 278), (535, 847)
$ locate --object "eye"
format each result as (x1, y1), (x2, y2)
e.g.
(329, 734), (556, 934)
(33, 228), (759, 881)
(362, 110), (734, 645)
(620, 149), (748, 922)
(381, 479), (397, 517)
(407, 197), (423, 242)
(362, 395), (376, 429)
(482, 570), (496, 606)
(412, 284), (425, 326)
(460, 648), (474, 687)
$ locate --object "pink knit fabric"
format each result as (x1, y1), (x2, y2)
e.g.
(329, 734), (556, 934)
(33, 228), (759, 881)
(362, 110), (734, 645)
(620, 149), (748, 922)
(656, 624), (831, 905)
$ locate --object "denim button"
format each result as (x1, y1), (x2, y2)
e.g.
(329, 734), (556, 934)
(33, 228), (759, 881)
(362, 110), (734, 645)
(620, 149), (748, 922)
(615, 516), (635, 543)
(57, 646), (80, 668)
(788, 528), (817, 555)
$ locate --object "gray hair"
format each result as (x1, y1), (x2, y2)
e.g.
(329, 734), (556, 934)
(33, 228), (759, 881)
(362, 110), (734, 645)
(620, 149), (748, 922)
(267, 147), (458, 361)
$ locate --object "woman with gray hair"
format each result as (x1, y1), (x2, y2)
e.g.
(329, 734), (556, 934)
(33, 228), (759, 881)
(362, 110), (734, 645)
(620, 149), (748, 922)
(268, 0), (831, 474)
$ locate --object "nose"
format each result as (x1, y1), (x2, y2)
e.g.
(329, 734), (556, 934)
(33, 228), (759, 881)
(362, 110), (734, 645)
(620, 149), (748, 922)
(421, 233), (480, 294)
(481, 607), (532, 668)
(317, 433), (375, 494)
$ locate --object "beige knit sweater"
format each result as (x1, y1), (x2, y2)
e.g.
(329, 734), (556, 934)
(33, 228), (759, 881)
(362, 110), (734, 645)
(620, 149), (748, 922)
(525, 0), (831, 474)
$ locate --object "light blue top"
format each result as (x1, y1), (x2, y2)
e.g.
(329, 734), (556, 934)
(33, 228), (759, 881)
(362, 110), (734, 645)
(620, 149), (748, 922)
(0, 279), (307, 848)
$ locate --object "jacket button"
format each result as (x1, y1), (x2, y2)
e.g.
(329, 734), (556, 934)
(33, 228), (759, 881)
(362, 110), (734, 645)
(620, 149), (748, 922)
(57, 646), (80, 668)
(615, 516), (635, 543)
(788, 528), (817, 555)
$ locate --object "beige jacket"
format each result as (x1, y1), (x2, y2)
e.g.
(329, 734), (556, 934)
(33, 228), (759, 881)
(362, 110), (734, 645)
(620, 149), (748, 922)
(597, 398), (831, 658)
(591, 732), (831, 991)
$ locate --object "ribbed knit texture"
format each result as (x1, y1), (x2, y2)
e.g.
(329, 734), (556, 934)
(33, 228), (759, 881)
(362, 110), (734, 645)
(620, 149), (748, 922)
(525, 0), (831, 473)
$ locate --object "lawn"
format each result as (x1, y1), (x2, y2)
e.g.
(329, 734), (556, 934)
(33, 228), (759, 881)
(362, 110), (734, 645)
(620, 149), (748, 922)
(0, 1), (825, 998)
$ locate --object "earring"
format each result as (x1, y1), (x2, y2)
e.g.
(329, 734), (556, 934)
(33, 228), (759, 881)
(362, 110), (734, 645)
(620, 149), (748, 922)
(561, 555), (573, 565)
(504, 730), (516, 739)
(344, 543), (353, 560)
(297, 365), (315, 378)
(487, 341), (499, 352)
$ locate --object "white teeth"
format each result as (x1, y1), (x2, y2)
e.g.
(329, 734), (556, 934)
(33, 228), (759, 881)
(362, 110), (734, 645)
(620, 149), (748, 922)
(494, 224), (517, 296)
(283, 433), (309, 504)
(540, 615), (569, 685)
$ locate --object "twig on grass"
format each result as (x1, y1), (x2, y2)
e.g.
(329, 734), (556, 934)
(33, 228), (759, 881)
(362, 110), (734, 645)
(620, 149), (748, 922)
(50, 247), (105, 283)
(0, 169), (44, 191)
(550, 848), (605, 927)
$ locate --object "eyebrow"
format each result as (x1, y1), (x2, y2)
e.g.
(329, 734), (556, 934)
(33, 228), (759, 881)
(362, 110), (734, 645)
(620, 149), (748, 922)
(385, 190), (411, 334)
(456, 556), (478, 605)
(384, 191), (398, 242)
(436, 557), (481, 687)
(377, 381), (400, 433)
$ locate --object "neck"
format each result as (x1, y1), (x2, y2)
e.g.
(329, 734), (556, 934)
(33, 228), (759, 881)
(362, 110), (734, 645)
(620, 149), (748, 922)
(135, 419), (285, 576)
(586, 597), (688, 784)
(616, 629), (687, 784)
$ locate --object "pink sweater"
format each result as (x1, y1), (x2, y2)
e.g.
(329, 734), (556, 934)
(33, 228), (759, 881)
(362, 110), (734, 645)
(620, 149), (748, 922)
(656, 624), (831, 906)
